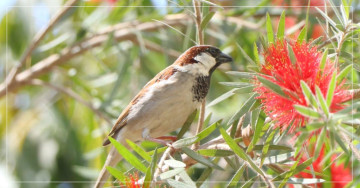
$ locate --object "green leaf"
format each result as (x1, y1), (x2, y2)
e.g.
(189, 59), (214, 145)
(207, 88), (238, 107)
(108, 137), (147, 172)
(226, 71), (256, 79)
(219, 127), (265, 176)
(287, 178), (325, 184)
(196, 167), (212, 187)
(219, 82), (252, 88)
(198, 149), (234, 157)
(181, 147), (223, 170)
(143, 148), (158, 188)
(261, 152), (294, 165)
(341, 0), (349, 19)
(300, 81), (318, 109)
(228, 93), (257, 125)
(106, 166), (126, 183)
(167, 179), (196, 188)
(200, 11), (215, 30)
(314, 128), (326, 159)
(274, 157), (313, 181)
(251, 144), (292, 151)
(337, 64), (352, 82)
(241, 176), (257, 188)
(173, 120), (220, 148)
(178, 171), (196, 187)
(256, 75), (287, 99)
(159, 168), (184, 180)
(297, 26), (307, 43)
(233, 86), (255, 94)
(287, 43), (297, 65)
(277, 11), (286, 40)
(315, 86), (329, 117)
(266, 13), (274, 43)
(260, 129), (276, 165)
(236, 43), (257, 65)
(126, 139), (152, 162)
(316, 7), (338, 30)
(227, 164), (246, 188)
(253, 42), (260, 65)
(278, 154), (304, 188)
(294, 105), (321, 118)
(319, 49), (328, 72)
(326, 71), (337, 107)
(334, 132), (349, 153)
(164, 159), (186, 168)
(247, 111), (263, 152)
(177, 110), (197, 139)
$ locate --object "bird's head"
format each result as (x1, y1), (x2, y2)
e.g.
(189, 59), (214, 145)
(174, 45), (233, 76)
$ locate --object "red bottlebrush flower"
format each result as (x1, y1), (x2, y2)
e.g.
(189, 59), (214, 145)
(289, 145), (352, 188)
(254, 40), (350, 131)
(124, 173), (140, 188)
(331, 155), (352, 188)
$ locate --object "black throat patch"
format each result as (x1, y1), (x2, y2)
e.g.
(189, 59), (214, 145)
(192, 76), (211, 102)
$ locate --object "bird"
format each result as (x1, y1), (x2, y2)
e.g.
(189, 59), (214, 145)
(94, 45), (233, 188)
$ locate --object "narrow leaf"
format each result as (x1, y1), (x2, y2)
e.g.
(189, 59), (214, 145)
(316, 86), (329, 116)
(159, 168), (184, 180)
(143, 148), (158, 188)
(266, 13), (274, 43)
(314, 128), (326, 159)
(228, 93), (257, 125)
(300, 81), (318, 108)
(181, 147), (223, 170)
(207, 88), (238, 107)
(260, 129), (276, 165)
(253, 42), (260, 65)
(108, 137), (147, 172)
(167, 179), (196, 188)
(164, 159), (186, 168)
(126, 139), (152, 162)
(106, 166), (126, 183)
(177, 110), (197, 139)
(256, 75), (287, 99)
(219, 127), (265, 176)
(337, 64), (352, 82)
(200, 11), (215, 30)
(227, 164), (246, 188)
(277, 11), (286, 40)
(297, 26), (307, 43)
(319, 49), (328, 72)
(261, 152), (294, 165)
(326, 71), (337, 107)
(294, 105), (321, 118)
(198, 149), (234, 157)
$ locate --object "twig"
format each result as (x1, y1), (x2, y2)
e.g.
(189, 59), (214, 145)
(153, 147), (173, 179)
(339, 131), (360, 161)
(192, 0), (205, 151)
(29, 79), (113, 125)
(129, 38), (182, 58)
(5, 0), (79, 93)
(0, 14), (190, 97)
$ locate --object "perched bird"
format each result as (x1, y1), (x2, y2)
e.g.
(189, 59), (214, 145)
(94, 45), (233, 188)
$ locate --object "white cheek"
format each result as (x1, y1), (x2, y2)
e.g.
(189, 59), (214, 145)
(176, 53), (216, 76)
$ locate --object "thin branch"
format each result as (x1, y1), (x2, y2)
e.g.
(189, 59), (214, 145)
(339, 131), (360, 161)
(29, 79), (113, 125)
(0, 14), (191, 98)
(153, 147), (173, 179)
(129, 38), (182, 58)
(192, 0), (205, 151)
(5, 0), (79, 92)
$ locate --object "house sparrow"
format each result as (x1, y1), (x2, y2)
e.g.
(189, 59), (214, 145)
(94, 45), (232, 188)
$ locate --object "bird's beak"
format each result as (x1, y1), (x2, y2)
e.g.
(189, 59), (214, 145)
(216, 52), (233, 64)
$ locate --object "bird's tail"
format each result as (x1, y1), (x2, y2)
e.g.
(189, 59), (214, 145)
(94, 145), (123, 188)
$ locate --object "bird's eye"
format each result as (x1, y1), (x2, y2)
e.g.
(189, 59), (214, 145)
(208, 48), (219, 56)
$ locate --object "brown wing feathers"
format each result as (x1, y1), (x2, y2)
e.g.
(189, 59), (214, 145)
(102, 66), (178, 146)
